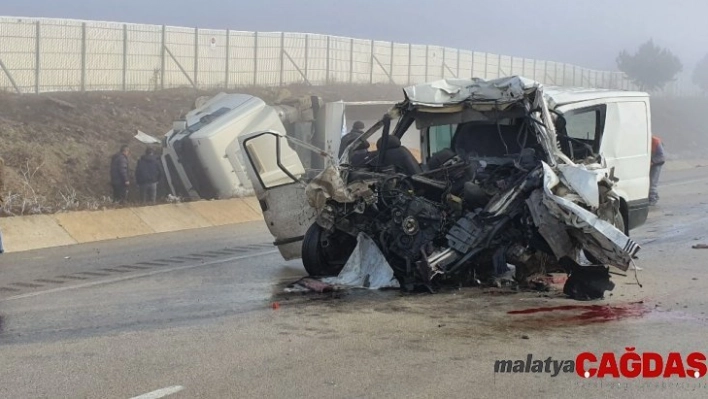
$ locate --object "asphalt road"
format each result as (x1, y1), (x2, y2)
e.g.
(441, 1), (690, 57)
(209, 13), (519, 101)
(1, 166), (708, 399)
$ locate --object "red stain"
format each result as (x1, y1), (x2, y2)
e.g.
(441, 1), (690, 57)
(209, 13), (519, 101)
(508, 302), (649, 323)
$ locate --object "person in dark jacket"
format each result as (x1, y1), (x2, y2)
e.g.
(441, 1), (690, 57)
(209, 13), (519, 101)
(135, 148), (162, 204)
(339, 120), (370, 161)
(110, 145), (130, 203)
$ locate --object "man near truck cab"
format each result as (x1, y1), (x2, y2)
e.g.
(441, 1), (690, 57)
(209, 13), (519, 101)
(110, 145), (131, 203)
(649, 135), (665, 206)
(339, 121), (369, 158)
(135, 148), (162, 204)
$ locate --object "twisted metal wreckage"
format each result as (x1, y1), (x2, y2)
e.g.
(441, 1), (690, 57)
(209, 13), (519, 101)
(296, 77), (642, 300)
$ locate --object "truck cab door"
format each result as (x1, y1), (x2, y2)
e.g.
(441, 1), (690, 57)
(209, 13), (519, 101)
(238, 131), (317, 260)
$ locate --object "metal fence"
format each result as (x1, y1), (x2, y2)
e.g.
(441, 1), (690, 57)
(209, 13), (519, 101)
(0, 16), (698, 95)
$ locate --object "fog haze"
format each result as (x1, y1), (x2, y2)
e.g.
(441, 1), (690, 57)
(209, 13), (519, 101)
(4, 0), (705, 71)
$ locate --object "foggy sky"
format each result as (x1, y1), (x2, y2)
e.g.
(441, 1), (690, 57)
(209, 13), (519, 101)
(3, 0), (706, 72)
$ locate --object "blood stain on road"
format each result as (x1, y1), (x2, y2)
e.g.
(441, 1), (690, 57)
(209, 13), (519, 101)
(507, 302), (650, 324)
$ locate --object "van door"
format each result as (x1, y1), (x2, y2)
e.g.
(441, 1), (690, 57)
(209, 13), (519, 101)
(238, 131), (319, 260)
(556, 99), (651, 230)
(599, 101), (651, 229)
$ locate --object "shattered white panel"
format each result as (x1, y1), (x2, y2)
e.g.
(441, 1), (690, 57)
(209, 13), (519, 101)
(321, 233), (400, 289)
(540, 162), (639, 271)
(134, 130), (161, 144)
(556, 164), (601, 209)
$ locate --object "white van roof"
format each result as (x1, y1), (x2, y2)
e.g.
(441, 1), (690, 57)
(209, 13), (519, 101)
(544, 86), (648, 108)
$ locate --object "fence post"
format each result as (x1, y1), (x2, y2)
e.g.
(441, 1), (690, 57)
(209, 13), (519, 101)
(225, 30), (230, 89)
(160, 25), (166, 90)
(483, 53), (488, 79)
(543, 61), (548, 84)
(407, 43), (412, 85)
(367, 39), (373, 84)
(326, 36), (330, 84)
(532, 59), (537, 81)
(349, 38), (354, 83)
(194, 28), (199, 88)
(457, 49), (461, 78)
(497, 54), (501, 78)
(471, 52), (475, 78)
(81, 22), (87, 91)
(35, 21), (40, 94)
(561, 64), (566, 86)
(390, 41), (394, 85)
(253, 32), (258, 86)
(510, 56), (514, 76)
(305, 34), (310, 83)
(122, 24), (128, 91)
(424, 45), (429, 81)
(279, 32), (285, 86)
(441, 47), (446, 78)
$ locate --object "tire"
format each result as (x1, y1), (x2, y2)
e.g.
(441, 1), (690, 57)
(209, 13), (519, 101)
(563, 265), (615, 301)
(612, 207), (626, 235)
(301, 223), (356, 277)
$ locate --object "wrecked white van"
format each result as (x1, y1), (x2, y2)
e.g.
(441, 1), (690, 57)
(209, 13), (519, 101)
(240, 76), (650, 300)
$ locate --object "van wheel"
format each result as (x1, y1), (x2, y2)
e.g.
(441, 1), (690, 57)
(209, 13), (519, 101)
(301, 223), (356, 277)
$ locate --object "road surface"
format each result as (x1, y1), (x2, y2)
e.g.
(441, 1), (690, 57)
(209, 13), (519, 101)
(1, 166), (708, 398)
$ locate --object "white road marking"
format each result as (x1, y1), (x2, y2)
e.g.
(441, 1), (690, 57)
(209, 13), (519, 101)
(129, 385), (184, 399)
(0, 250), (278, 303)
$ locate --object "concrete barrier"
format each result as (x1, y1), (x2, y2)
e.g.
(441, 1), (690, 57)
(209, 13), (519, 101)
(188, 198), (262, 226)
(0, 214), (77, 252)
(54, 208), (154, 243)
(0, 197), (267, 253)
(132, 203), (212, 233)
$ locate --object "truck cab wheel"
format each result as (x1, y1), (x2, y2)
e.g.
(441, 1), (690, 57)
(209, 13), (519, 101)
(301, 223), (356, 277)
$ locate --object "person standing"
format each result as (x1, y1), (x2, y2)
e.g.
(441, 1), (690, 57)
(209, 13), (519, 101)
(110, 145), (130, 203)
(339, 121), (369, 158)
(135, 148), (162, 204)
(649, 135), (665, 206)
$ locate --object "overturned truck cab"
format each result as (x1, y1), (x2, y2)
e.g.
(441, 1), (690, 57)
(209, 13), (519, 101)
(243, 76), (650, 300)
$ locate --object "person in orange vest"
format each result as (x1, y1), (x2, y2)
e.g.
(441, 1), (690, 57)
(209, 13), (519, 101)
(649, 135), (665, 206)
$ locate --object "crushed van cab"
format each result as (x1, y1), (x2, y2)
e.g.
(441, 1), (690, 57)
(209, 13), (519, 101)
(240, 76), (651, 300)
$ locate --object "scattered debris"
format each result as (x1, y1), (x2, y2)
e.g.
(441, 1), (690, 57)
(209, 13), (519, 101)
(692, 244), (708, 249)
(521, 335), (530, 339)
(271, 302), (280, 310)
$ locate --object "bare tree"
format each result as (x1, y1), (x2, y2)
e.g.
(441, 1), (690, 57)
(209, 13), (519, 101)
(616, 39), (683, 91)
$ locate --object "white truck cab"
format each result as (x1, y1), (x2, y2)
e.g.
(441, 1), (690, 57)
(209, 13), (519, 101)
(161, 93), (345, 201)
